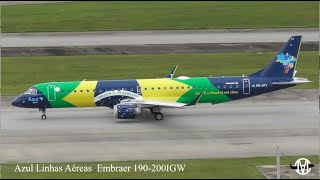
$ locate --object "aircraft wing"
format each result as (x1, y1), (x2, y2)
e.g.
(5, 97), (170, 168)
(118, 92), (203, 108)
(119, 99), (187, 108)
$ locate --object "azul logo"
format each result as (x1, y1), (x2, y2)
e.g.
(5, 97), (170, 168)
(28, 97), (38, 102)
(290, 158), (314, 175)
(276, 53), (296, 74)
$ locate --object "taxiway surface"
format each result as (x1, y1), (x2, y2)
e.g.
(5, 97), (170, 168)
(3, 28), (318, 47)
(0, 94), (318, 163)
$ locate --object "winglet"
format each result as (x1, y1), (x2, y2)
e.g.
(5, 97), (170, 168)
(186, 92), (203, 106)
(165, 65), (178, 78)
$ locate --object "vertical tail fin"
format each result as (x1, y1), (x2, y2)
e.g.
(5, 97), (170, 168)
(250, 36), (302, 78)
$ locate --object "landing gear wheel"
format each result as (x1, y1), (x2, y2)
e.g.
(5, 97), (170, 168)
(154, 112), (163, 120)
(40, 107), (47, 120)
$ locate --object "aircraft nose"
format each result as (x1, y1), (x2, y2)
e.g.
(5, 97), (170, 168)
(11, 97), (20, 107)
(11, 95), (24, 107)
(11, 99), (18, 107)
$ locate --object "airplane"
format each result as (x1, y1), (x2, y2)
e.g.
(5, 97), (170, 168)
(11, 35), (311, 120)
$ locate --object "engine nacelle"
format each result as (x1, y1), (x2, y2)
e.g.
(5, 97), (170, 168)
(113, 105), (141, 119)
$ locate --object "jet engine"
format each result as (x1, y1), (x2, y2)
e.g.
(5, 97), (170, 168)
(113, 105), (141, 119)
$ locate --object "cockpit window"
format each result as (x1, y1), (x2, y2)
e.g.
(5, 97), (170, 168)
(24, 88), (37, 95)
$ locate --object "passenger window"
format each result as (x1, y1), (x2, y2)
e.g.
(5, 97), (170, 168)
(181, 86), (184, 89)
(176, 87), (179, 89)
(111, 88), (114, 91)
(74, 90), (77, 93)
(68, 90), (71, 93)
(61, 90), (64, 94)
(152, 87), (154, 90)
(223, 85), (226, 89)
(229, 85), (233, 88)
(87, 90), (89, 92)
(236, 85), (239, 88)
(170, 87), (173, 90)
(130, 88), (133, 91)
(187, 86), (190, 89)
(164, 87), (166, 90)
(99, 89), (102, 93)
(158, 87), (161, 90)
(80, 90), (83, 93)
(145, 88), (147, 90)
(123, 88), (127, 91)
(199, 86), (201, 89)
(205, 86), (208, 89)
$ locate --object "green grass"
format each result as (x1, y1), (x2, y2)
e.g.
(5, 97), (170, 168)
(2, 1), (318, 33)
(2, 51), (318, 96)
(1, 51), (319, 96)
(2, 155), (318, 179)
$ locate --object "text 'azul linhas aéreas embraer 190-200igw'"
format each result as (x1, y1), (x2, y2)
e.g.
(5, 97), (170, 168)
(12, 36), (310, 120)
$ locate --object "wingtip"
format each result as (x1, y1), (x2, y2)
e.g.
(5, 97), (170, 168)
(165, 65), (179, 78)
(186, 92), (203, 106)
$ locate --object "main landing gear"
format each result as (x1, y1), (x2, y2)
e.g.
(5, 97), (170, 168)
(39, 108), (46, 120)
(154, 112), (163, 120)
(150, 108), (163, 120)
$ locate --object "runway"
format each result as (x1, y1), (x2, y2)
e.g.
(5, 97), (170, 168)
(2, 28), (318, 47)
(0, 94), (318, 163)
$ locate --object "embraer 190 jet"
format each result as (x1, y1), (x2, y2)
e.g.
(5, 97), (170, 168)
(12, 36), (310, 120)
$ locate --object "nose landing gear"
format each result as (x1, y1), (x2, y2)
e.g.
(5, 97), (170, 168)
(39, 108), (46, 120)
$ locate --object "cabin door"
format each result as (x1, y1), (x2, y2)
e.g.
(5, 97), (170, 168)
(47, 85), (56, 101)
(137, 86), (142, 95)
(242, 79), (250, 95)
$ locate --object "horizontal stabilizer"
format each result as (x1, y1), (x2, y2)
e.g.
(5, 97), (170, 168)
(272, 77), (311, 85)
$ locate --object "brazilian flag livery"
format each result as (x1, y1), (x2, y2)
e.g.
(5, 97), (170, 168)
(33, 77), (233, 108)
(11, 36), (310, 120)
